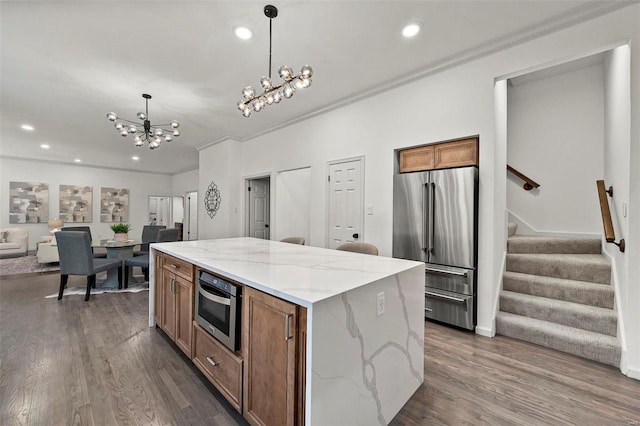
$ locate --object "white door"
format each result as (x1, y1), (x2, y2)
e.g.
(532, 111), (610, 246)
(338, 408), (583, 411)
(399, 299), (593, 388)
(248, 178), (270, 239)
(328, 158), (363, 248)
(185, 191), (198, 241)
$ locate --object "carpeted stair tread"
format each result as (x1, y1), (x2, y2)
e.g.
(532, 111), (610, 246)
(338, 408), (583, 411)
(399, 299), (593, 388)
(496, 311), (620, 367)
(508, 235), (601, 254)
(503, 271), (614, 309)
(500, 291), (617, 336)
(506, 253), (610, 284)
(508, 223), (517, 237)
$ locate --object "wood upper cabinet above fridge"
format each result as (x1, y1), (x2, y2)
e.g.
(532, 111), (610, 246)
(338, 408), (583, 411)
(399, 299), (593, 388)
(399, 137), (478, 173)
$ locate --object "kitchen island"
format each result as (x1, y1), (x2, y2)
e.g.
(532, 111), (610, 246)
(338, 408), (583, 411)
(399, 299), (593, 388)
(149, 237), (424, 426)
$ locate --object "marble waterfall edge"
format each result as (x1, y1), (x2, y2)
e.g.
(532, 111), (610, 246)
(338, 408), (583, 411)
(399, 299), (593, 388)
(309, 265), (424, 425)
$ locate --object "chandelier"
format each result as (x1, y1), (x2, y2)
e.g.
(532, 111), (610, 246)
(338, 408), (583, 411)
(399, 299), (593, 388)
(237, 5), (313, 117)
(106, 94), (180, 149)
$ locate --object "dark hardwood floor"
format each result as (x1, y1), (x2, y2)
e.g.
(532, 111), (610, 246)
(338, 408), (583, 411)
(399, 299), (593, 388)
(1, 272), (639, 425)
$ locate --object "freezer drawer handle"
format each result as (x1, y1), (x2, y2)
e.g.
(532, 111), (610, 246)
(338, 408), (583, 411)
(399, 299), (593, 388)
(426, 291), (467, 305)
(425, 266), (468, 277)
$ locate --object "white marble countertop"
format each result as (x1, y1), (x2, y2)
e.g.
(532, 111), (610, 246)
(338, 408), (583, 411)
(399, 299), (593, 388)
(151, 237), (423, 307)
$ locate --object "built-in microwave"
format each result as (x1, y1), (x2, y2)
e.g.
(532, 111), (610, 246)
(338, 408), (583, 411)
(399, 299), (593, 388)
(195, 270), (242, 352)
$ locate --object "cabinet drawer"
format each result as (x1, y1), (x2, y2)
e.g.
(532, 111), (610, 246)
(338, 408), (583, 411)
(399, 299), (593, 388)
(163, 254), (194, 282)
(193, 323), (243, 412)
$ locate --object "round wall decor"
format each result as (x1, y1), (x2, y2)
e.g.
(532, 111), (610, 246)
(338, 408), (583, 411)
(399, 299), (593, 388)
(204, 181), (221, 218)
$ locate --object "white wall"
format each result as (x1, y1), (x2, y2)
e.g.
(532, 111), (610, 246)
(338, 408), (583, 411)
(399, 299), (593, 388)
(604, 45), (634, 376)
(197, 5), (640, 375)
(198, 139), (243, 240)
(171, 168), (198, 196)
(274, 167), (311, 243)
(0, 157), (172, 250)
(507, 64), (604, 235)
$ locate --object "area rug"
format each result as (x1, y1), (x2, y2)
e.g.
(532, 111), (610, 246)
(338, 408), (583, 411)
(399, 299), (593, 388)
(0, 255), (60, 276)
(45, 283), (149, 298)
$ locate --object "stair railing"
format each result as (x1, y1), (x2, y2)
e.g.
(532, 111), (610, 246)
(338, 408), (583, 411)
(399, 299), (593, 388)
(596, 180), (625, 253)
(507, 165), (540, 191)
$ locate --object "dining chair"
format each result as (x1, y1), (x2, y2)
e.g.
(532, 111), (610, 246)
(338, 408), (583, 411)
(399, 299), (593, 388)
(60, 226), (107, 258)
(56, 231), (123, 301)
(280, 237), (305, 245)
(124, 228), (180, 287)
(134, 225), (166, 255)
(335, 242), (379, 255)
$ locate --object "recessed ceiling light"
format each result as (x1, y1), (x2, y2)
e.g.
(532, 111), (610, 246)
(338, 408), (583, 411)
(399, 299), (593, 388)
(402, 22), (422, 38)
(74, 158), (82, 163)
(21, 124), (35, 131)
(40, 144), (50, 149)
(132, 156), (139, 161)
(234, 26), (253, 40)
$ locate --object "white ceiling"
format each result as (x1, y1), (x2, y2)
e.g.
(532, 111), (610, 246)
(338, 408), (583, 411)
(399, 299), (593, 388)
(0, 1), (629, 175)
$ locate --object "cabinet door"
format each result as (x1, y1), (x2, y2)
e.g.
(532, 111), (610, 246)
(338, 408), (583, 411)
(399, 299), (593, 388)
(433, 137), (478, 169)
(399, 145), (434, 173)
(154, 253), (163, 326)
(243, 287), (297, 426)
(174, 275), (193, 357)
(161, 271), (176, 340)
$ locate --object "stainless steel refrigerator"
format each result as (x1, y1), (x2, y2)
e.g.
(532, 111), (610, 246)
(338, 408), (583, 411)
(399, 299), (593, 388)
(392, 166), (478, 330)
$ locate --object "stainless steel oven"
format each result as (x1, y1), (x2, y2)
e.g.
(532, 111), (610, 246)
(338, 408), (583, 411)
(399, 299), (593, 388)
(195, 270), (242, 351)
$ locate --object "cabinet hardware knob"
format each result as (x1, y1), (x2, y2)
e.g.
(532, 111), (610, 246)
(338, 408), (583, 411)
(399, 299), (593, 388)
(170, 264), (179, 269)
(206, 356), (218, 367)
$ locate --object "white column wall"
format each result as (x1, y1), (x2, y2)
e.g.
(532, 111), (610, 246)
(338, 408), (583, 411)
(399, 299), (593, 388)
(196, 5), (640, 375)
(0, 157), (172, 250)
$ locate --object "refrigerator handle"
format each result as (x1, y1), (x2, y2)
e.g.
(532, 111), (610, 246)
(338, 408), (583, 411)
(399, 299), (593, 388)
(428, 182), (435, 253)
(422, 183), (428, 253)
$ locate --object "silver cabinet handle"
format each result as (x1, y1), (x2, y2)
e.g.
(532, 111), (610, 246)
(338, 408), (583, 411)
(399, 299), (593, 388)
(170, 263), (179, 269)
(425, 291), (466, 304)
(425, 266), (468, 277)
(206, 356), (218, 367)
(285, 314), (293, 340)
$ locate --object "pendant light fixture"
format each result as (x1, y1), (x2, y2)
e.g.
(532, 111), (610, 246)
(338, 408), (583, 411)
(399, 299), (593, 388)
(106, 94), (180, 150)
(237, 5), (313, 117)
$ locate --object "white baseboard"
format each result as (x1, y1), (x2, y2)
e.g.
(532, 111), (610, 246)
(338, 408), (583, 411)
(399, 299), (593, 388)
(626, 366), (640, 381)
(475, 325), (495, 337)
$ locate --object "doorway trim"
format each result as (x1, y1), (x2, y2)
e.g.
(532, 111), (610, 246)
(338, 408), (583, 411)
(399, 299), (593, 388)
(325, 155), (365, 248)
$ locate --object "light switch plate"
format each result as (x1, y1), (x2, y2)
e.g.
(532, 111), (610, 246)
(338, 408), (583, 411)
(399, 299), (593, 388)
(377, 291), (385, 316)
(367, 204), (373, 215)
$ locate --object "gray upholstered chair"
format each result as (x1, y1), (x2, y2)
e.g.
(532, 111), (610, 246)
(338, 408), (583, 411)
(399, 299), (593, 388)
(336, 242), (379, 255)
(280, 237), (305, 245)
(61, 226), (107, 258)
(124, 228), (179, 287)
(56, 231), (123, 301)
(134, 225), (166, 255)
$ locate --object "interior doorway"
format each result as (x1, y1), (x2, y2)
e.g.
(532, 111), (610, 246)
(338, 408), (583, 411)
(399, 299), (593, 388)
(246, 177), (270, 240)
(184, 191), (198, 241)
(327, 157), (364, 248)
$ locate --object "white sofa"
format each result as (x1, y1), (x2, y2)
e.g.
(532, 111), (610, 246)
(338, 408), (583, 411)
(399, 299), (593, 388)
(0, 227), (29, 258)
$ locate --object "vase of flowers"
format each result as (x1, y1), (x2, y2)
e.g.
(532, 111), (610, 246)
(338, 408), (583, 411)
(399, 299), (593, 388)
(110, 223), (131, 242)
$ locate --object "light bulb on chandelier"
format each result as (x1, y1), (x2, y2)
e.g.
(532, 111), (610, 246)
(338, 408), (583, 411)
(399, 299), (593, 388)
(106, 94), (180, 150)
(237, 5), (313, 117)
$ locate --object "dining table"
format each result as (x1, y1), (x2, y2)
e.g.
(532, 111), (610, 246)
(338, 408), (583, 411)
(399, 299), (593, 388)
(94, 238), (142, 288)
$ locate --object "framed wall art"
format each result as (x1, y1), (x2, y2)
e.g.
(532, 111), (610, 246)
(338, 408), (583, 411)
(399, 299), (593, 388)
(59, 184), (93, 223)
(9, 181), (49, 224)
(100, 187), (129, 223)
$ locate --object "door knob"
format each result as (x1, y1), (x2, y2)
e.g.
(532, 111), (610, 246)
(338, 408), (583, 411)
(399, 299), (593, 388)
(265, 224), (269, 228)
(352, 233), (359, 239)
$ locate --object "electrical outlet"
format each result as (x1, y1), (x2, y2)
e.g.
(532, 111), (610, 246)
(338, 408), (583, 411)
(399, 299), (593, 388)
(377, 291), (385, 316)
(367, 204), (373, 215)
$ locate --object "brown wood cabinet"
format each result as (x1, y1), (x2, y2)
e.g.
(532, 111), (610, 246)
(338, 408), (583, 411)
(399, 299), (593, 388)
(399, 137), (478, 173)
(193, 323), (243, 412)
(156, 254), (194, 357)
(242, 286), (306, 426)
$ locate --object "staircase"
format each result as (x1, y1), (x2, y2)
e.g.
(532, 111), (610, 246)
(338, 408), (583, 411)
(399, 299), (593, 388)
(496, 224), (621, 367)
